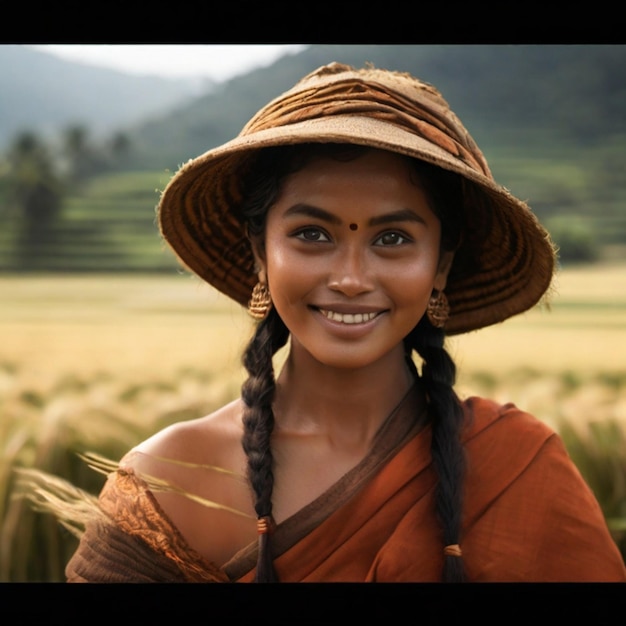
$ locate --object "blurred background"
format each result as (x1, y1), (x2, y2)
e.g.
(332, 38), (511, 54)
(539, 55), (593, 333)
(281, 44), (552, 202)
(1, 44), (625, 581)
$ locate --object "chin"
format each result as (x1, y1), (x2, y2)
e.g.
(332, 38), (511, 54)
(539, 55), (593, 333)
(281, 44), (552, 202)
(308, 345), (404, 372)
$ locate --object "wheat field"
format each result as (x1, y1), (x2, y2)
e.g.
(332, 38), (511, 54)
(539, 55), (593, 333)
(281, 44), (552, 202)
(1, 262), (625, 426)
(1, 264), (625, 580)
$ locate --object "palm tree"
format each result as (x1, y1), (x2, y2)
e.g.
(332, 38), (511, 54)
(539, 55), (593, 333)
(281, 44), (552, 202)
(5, 130), (63, 267)
(62, 125), (97, 182)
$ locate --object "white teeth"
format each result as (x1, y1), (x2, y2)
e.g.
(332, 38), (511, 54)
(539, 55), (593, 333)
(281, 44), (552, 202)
(319, 309), (378, 324)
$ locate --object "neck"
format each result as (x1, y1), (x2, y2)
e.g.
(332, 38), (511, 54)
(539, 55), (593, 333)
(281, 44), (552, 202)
(273, 343), (416, 443)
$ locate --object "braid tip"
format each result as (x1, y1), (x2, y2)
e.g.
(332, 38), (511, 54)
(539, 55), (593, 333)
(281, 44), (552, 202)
(443, 543), (462, 557)
(257, 515), (276, 535)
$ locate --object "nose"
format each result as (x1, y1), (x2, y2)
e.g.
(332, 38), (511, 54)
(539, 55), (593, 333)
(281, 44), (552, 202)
(327, 245), (374, 297)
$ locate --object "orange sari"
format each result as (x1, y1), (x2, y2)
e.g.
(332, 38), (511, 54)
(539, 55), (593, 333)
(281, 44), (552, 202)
(66, 392), (626, 583)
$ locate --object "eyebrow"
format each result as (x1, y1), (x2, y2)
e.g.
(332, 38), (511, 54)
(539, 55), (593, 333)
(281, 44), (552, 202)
(283, 204), (427, 227)
(283, 204), (342, 224)
(368, 208), (427, 227)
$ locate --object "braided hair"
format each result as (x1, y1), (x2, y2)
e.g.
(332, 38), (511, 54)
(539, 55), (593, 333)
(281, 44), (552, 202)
(404, 319), (466, 582)
(236, 143), (466, 582)
(240, 308), (289, 582)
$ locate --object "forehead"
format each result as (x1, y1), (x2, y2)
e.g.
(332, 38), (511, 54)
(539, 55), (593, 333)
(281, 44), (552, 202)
(274, 149), (432, 208)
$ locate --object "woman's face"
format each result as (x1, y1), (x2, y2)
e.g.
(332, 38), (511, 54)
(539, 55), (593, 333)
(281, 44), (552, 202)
(254, 148), (454, 370)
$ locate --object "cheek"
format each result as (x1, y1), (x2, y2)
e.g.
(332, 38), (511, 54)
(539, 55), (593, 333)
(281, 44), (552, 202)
(263, 230), (288, 273)
(389, 255), (440, 295)
(383, 261), (440, 324)
(264, 243), (312, 302)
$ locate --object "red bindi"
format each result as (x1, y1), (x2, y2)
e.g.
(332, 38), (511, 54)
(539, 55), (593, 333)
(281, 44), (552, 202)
(349, 223), (358, 231)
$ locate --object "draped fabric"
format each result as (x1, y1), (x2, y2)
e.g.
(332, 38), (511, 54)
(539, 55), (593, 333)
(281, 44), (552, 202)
(66, 396), (626, 583)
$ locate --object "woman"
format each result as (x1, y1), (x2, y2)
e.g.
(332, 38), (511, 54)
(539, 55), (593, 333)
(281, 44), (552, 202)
(63, 62), (626, 582)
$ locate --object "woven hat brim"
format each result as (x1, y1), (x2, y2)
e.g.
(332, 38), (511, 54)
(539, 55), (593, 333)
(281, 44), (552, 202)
(158, 115), (556, 335)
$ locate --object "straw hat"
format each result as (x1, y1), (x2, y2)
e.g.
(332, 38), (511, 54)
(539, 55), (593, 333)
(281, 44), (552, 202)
(158, 62), (556, 335)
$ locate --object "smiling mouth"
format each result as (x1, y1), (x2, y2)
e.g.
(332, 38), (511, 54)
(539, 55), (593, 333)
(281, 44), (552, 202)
(318, 309), (380, 325)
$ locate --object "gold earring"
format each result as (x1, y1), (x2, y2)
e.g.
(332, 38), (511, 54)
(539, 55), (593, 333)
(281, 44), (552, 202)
(248, 282), (272, 320)
(426, 290), (449, 328)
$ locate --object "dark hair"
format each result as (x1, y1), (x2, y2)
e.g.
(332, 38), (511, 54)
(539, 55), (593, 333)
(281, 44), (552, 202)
(237, 143), (466, 582)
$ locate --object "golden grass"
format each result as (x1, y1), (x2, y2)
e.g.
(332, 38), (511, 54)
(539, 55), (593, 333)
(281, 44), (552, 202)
(2, 263), (625, 377)
(0, 263), (623, 435)
(1, 264), (625, 580)
(2, 263), (625, 405)
(451, 261), (626, 374)
(0, 273), (250, 389)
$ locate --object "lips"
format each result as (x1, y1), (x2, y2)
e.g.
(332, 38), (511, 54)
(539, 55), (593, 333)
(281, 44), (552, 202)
(318, 308), (380, 325)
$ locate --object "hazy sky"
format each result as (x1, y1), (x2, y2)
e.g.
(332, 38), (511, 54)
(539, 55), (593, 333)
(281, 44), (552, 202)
(27, 44), (308, 81)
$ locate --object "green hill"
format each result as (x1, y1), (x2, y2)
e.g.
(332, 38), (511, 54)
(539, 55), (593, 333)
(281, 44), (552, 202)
(126, 44), (626, 171)
(1, 44), (625, 272)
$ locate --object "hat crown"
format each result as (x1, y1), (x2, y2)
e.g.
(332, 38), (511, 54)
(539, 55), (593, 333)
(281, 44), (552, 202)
(294, 62), (444, 105)
(241, 63), (491, 179)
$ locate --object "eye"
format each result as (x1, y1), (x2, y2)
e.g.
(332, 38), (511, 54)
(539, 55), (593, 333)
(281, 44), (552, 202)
(374, 231), (411, 246)
(294, 227), (330, 242)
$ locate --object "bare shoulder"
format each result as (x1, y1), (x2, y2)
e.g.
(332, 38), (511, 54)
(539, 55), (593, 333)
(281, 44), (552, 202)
(117, 397), (257, 566)
(121, 397), (247, 480)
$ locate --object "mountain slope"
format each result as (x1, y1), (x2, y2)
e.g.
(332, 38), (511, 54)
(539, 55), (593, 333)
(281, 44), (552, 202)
(125, 44), (626, 170)
(0, 44), (211, 148)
